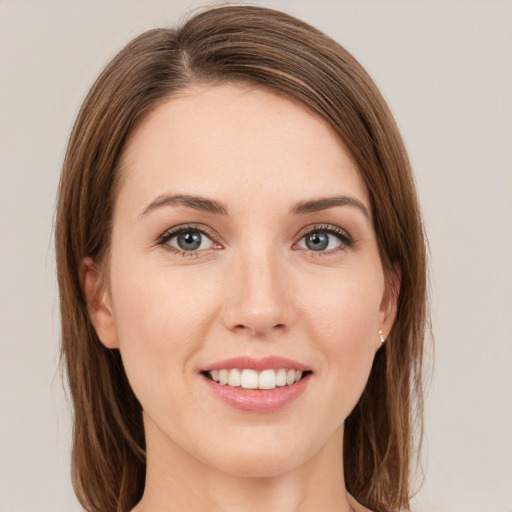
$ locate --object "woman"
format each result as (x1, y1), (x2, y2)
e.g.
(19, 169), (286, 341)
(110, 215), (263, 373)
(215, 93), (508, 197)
(55, 5), (428, 512)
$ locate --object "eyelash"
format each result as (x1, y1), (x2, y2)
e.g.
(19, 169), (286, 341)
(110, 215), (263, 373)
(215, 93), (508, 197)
(155, 223), (354, 259)
(297, 224), (355, 257)
(156, 224), (219, 259)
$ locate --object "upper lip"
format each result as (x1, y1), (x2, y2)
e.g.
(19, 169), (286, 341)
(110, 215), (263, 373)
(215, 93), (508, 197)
(202, 356), (311, 372)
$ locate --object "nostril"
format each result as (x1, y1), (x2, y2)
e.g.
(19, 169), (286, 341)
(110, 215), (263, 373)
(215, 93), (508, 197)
(232, 323), (287, 336)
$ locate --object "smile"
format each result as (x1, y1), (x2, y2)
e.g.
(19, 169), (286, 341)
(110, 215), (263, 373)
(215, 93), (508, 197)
(200, 356), (312, 412)
(206, 368), (307, 390)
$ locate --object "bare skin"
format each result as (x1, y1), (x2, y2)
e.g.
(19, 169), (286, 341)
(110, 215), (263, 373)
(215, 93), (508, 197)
(82, 84), (397, 512)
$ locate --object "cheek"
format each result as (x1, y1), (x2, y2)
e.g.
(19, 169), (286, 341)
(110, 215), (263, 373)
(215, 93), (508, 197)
(300, 263), (382, 337)
(111, 252), (217, 339)
(107, 258), (219, 396)
(301, 267), (382, 391)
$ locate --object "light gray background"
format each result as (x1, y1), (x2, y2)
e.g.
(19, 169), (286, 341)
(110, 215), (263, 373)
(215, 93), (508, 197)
(1, 1), (511, 511)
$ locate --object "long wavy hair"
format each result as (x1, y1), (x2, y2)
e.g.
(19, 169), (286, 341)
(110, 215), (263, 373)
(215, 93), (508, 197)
(55, 5), (428, 512)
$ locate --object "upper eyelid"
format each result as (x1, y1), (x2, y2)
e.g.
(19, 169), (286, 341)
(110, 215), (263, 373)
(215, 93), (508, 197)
(157, 224), (217, 244)
(294, 223), (351, 239)
(158, 223), (352, 250)
(158, 223), (350, 239)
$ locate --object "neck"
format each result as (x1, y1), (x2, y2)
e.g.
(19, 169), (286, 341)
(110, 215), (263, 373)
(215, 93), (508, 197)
(135, 417), (355, 512)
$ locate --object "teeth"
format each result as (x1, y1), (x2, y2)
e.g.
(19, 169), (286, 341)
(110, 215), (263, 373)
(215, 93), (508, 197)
(241, 369), (259, 389)
(258, 369), (276, 390)
(228, 368), (241, 387)
(218, 369), (228, 385)
(276, 368), (287, 386)
(208, 368), (307, 389)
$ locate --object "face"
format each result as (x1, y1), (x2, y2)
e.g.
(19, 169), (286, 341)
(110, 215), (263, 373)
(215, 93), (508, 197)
(84, 84), (397, 478)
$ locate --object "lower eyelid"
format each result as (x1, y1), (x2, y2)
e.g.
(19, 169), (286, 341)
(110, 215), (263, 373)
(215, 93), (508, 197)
(174, 235), (213, 251)
(295, 236), (350, 252)
(156, 225), (353, 256)
(299, 226), (352, 244)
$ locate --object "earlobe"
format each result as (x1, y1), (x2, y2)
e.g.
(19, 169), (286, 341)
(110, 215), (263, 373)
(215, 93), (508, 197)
(377, 263), (401, 350)
(80, 257), (119, 349)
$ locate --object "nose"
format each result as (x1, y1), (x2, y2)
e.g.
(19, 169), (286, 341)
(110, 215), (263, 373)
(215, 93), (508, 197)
(221, 244), (291, 338)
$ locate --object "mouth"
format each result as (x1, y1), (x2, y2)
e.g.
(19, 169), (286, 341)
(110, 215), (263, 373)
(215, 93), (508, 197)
(199, 356), (313, 412)
(201, 368), (313, 390)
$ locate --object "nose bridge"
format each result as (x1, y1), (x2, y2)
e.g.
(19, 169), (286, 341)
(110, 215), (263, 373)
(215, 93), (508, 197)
(222, 234), (290, 337)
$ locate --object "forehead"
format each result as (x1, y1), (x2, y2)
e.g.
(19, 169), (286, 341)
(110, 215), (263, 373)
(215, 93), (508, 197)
(117, 83), (369, 217)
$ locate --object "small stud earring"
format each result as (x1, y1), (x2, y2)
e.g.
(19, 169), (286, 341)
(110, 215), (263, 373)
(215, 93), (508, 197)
(378, 329), (385, 343)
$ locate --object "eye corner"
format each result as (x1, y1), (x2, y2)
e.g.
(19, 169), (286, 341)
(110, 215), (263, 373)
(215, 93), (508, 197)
(295, 224), (354, 255)
(154, 223), (223, 259)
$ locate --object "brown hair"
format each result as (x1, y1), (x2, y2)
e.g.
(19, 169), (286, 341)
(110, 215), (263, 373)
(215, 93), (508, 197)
(56, 5), (428, 512)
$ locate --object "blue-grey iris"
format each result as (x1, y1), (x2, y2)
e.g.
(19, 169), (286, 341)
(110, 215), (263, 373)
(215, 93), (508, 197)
(178, 230), (202, 250)
(306, 232), (328, 251)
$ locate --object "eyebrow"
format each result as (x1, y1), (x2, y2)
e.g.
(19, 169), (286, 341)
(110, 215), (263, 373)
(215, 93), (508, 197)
(140, 194), (229, 217)
(140, 193), (369, 219)
(289, 196), (369, 219)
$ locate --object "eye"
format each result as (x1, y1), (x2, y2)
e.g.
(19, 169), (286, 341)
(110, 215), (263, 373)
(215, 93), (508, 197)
(296, 225), (353, 254)
(157, 225), (216, 257)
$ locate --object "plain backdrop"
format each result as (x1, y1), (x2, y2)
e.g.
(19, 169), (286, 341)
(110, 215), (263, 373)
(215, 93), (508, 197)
(0, 1), (511, 511)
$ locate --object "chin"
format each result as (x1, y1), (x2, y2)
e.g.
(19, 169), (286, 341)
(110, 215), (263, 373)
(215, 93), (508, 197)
(213, 451), (304, 479)
(200, 430), (320, 479)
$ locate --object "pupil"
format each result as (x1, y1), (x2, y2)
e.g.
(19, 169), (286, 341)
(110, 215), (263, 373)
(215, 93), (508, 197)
(178, 230), (201, 250)
(306, 232), (328, 251)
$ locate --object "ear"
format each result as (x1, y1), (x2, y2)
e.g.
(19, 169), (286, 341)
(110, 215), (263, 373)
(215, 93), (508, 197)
(376, 263), (401, 350)
(79, 257), (119, 349)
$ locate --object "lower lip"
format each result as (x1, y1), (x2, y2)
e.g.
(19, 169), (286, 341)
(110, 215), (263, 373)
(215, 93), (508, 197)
(201, 373), (311, 413)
